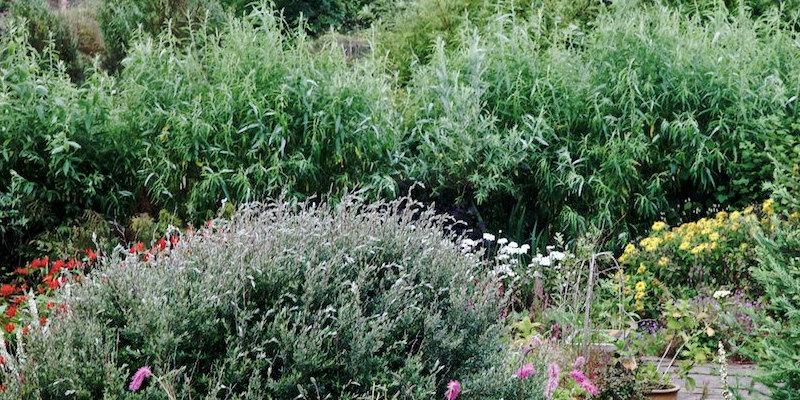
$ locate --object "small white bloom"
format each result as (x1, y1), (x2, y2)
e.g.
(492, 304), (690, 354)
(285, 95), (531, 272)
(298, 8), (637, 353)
(498, 238), (509, 245)
(508, 241), (519, 248)
(539, 257), (552, 266)
(483, 233), (496, 241)
(550, 251), (566, 261)
(713, 290), (731, 299)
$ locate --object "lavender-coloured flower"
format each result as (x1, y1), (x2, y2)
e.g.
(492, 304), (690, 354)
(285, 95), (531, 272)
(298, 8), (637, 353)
(128, 366), (153, 392)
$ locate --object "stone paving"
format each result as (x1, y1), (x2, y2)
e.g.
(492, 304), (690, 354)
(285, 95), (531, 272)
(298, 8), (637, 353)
(642, 358), (769, 399)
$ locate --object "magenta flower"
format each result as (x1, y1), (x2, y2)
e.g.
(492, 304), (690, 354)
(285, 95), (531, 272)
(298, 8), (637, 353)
(544, 362), (560, 399)
(128, 366), (152, 392)
(573, 356), (586, 369)
(444, 380), (461, 400)
(516, 364), (535, 379)
(569, 369), (599, 395)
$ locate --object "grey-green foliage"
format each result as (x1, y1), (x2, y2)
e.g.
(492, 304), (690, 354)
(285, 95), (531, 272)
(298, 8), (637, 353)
(748, 219), (800, 399)
(404, 1), (800, 248)
(114, 7), (400, 221)
(9, 196), (526, 399)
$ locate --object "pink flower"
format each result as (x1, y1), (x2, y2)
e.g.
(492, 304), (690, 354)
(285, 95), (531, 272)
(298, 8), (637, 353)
(444, 380), (461, 400)
(569, 369), (599, 395)
(573, 356), (586, 369)
(544, 363), (560, 399)
(128, 366), (152, 392)
(516, 364), (535, 379)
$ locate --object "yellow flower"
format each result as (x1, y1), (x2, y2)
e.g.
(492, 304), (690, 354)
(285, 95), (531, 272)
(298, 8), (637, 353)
(679, 241), (691, 251)
(635, 300), (644, 311)
(635, 291), (645, 300)
(790, 211), (800, 220)
(637, 264), (647, 274)
(652, 221), (667, 232)
(739, 243), (748, 250)
(730, 211), (741, 220)
(635, 281), (647, 292)
(716, 211), (728, 220)
(624, 287), (632, 295)
(762, 198), (774, 215)
(710, 241), (717, 250)
(709, 232), (720, 241)
(639, 237), (662, 252)
(623, 243), (637, 255)
(744, 206), (754, 215)
(690, 243), (708, 254)
(731, 223), (739, 231)
(657, 256), (669, 266)
(664, 232), (675, 241)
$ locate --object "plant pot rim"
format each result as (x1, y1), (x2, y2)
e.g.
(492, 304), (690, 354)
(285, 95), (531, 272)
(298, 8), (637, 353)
(645, 384), (680, 394)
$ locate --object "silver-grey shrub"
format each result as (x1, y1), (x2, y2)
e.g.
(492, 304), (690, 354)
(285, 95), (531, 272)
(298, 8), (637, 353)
(7, 196), (522, 399)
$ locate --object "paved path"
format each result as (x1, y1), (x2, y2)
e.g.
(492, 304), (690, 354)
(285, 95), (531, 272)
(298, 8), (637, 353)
(642, 358), (768, 399)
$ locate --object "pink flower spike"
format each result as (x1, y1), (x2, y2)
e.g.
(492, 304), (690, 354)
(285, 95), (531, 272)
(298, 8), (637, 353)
(516, 364), (535, 379)
(444, 380), (461, 400)
(569, 369), (599, 395)
(128, 366), (152, 392)
(573, 356), (586, 369)
(544, 363), (560, 399)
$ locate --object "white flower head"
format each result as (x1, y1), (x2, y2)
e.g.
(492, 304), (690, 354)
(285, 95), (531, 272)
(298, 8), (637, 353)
(498, 238), (509, 245)
(713, 290), (731, 299)
(483, 233), (496, 242)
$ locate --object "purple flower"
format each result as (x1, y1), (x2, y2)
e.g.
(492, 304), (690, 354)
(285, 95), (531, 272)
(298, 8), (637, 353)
(445, 380), (460, 400)
(573, 356), (586, 369)
(516, 364), (535, 379)
(544, 363), (560, 399)
(569, 369), (599, 395)
(128, 366), (152, 392)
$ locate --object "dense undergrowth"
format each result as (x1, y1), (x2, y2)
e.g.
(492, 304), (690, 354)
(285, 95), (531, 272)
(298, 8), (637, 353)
(3, 0), (799, 266)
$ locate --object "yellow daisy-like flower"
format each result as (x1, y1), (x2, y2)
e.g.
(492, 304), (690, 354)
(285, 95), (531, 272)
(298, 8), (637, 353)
(762, 198), (774, 215)
(716, 211), (728, 220)
(623, 243), (637, 255)
(740, 243), (748, 250)
(635, 281), (646, 292)
(709, 232), (720, 241)
(730, 211), (741, 220)
(744, 206), (754, 215)
(637, 264), (647, 274)
(690, 243), (708, 254)
(651, 221), (667, 232)
(657, 256), (669, 266)
(635, 291), (645, 300)
(679, 241), (691, 251)
(635, 300), (644, 311)
(790, 211), (800, 220)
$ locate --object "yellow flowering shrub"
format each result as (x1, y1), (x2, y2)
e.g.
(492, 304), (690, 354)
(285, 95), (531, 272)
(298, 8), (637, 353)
(615, 198), (793, 317)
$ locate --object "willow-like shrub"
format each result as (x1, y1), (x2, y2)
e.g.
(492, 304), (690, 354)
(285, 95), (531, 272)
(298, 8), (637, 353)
(7, 196), (521, 399)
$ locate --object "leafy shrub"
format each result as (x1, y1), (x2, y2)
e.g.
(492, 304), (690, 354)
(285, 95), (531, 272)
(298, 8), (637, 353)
(0, 23), (134, 268)
(402, 2), (800, 249)
(112, 8), (400, 222)
(4, 196), (521, 399)
(748, 217), (800, 399)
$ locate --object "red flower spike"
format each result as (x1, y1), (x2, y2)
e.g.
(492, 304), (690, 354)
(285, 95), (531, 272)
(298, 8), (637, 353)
(4, 322), (15, 334)
(5, 306), (17, 318)
(21, 326), (28, 335)
(86, 248), (97, 261)
(0, 285), (16, 297)
(157, 238), (167, 251)
(40, 317), (46, 326)
(46, 302), (56, 310)
(170, 236), (179, 246)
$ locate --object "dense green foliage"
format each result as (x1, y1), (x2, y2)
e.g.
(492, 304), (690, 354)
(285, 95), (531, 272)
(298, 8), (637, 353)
(6, 197), (524, 399)
(750, 218), (800, 398)
(3, 0), (800, 265)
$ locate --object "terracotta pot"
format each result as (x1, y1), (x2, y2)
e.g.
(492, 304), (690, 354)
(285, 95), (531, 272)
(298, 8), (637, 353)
(644, 384), (679, 400)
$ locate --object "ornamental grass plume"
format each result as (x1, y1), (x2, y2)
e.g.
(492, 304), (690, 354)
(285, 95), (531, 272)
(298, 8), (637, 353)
(128, 366), (152, 392)
(444, 380), (460, 400)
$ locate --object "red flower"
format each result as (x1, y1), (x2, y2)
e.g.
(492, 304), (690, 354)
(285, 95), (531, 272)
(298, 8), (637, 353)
(11, 296), (26, 304)
(5, 322), (15, 333)
(170, 236), (179, 246)
(0, 285), (16, 297)
(22, 326), (29, 335)
(157, 238), (167, 251)
(40, 317), (47, 326)
(86, 248), (97, 261)
(5, 306), (17, 318)
(46, 302), (56, 310)
(14, 267), (28, 275)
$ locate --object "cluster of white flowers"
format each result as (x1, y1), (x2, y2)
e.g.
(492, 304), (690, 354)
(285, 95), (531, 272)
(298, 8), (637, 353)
(528, 246), (566, 268)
